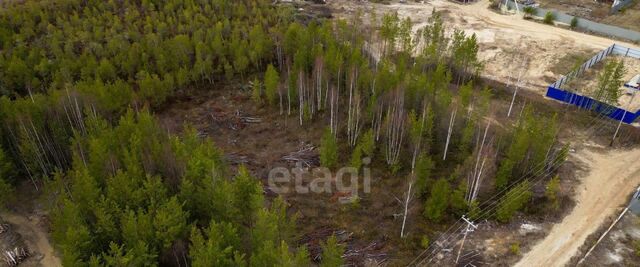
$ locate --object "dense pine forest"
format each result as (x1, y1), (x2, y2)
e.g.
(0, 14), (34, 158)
(0, 0), (569, 266)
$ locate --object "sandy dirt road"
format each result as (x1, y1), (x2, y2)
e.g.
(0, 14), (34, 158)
(1, 211), (62, 267)
(515, 147), (640, 267)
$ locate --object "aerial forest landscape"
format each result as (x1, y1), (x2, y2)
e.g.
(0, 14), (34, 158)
(1, 0), (640, 266)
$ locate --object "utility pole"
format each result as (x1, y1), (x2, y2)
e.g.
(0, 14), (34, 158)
(455, 215), (478, 264)
(578, 186), (640, 265)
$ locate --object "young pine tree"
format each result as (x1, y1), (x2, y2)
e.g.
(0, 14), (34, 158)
(350, 145), (363, 169)
(423, 178), (450, 222)
(232, 166), (264, 224)
(450, 182), (468, 216)
(189, 221), (243, 267)
(496, 181), (532, 223)
(0, 147), (15, 207)
(0, 177), (12, 208)
(320, 128), (338, 169)
(359, 128), (376, 158)
(264, 64), (280, 106)
(320, 235), (344, 267)
(252, 78), (263, 104)
(414, 152), (435, 197)
(545, 175), (561, 211)
(594, 59), (625, 105)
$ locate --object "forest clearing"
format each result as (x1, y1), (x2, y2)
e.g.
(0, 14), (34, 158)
(0, 0), (639, 266)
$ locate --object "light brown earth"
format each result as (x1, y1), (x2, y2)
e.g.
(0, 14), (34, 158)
(516, 147), (640, 267)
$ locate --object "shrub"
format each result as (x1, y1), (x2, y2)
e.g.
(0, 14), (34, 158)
(496, 181), (532, 222)
(545, 175), (561, 210)
(523, 6), (537, 19)
(570, 16), (579, 29)
(510, 242), (521, 255)
(489, 0), (500, 9)
(543, 11), (556, 25)
(420, 236), (430, 249)
(320, 235), (344, 267)
(423, 178), (450, 222)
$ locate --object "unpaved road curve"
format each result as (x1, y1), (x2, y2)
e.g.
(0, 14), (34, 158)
(515, 148), (640, 267)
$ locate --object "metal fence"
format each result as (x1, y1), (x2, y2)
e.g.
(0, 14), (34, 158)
(612, 44), (640, 59)
(546, 44), (640, 124)
(546, 87), (640, 123)
(551, 44), (615, 89)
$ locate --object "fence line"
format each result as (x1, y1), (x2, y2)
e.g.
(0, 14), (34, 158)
(552, 45), (615, 89)
(547, 44), (640, 124)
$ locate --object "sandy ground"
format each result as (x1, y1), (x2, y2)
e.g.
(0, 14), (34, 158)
(617, 56), (640, 110)
(0, 211), (61, 267)
(330, 0), (640, 95)
(515, 147), (640, 267)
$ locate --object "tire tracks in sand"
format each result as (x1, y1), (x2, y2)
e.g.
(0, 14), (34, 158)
(516, 147), (640, 267)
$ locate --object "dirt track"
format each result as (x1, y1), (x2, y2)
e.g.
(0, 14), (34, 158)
(516, 147), (640, 267)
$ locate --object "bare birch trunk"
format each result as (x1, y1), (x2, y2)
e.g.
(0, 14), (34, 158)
(400, 181), (413, 238)
(443, 107), (458, 160)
